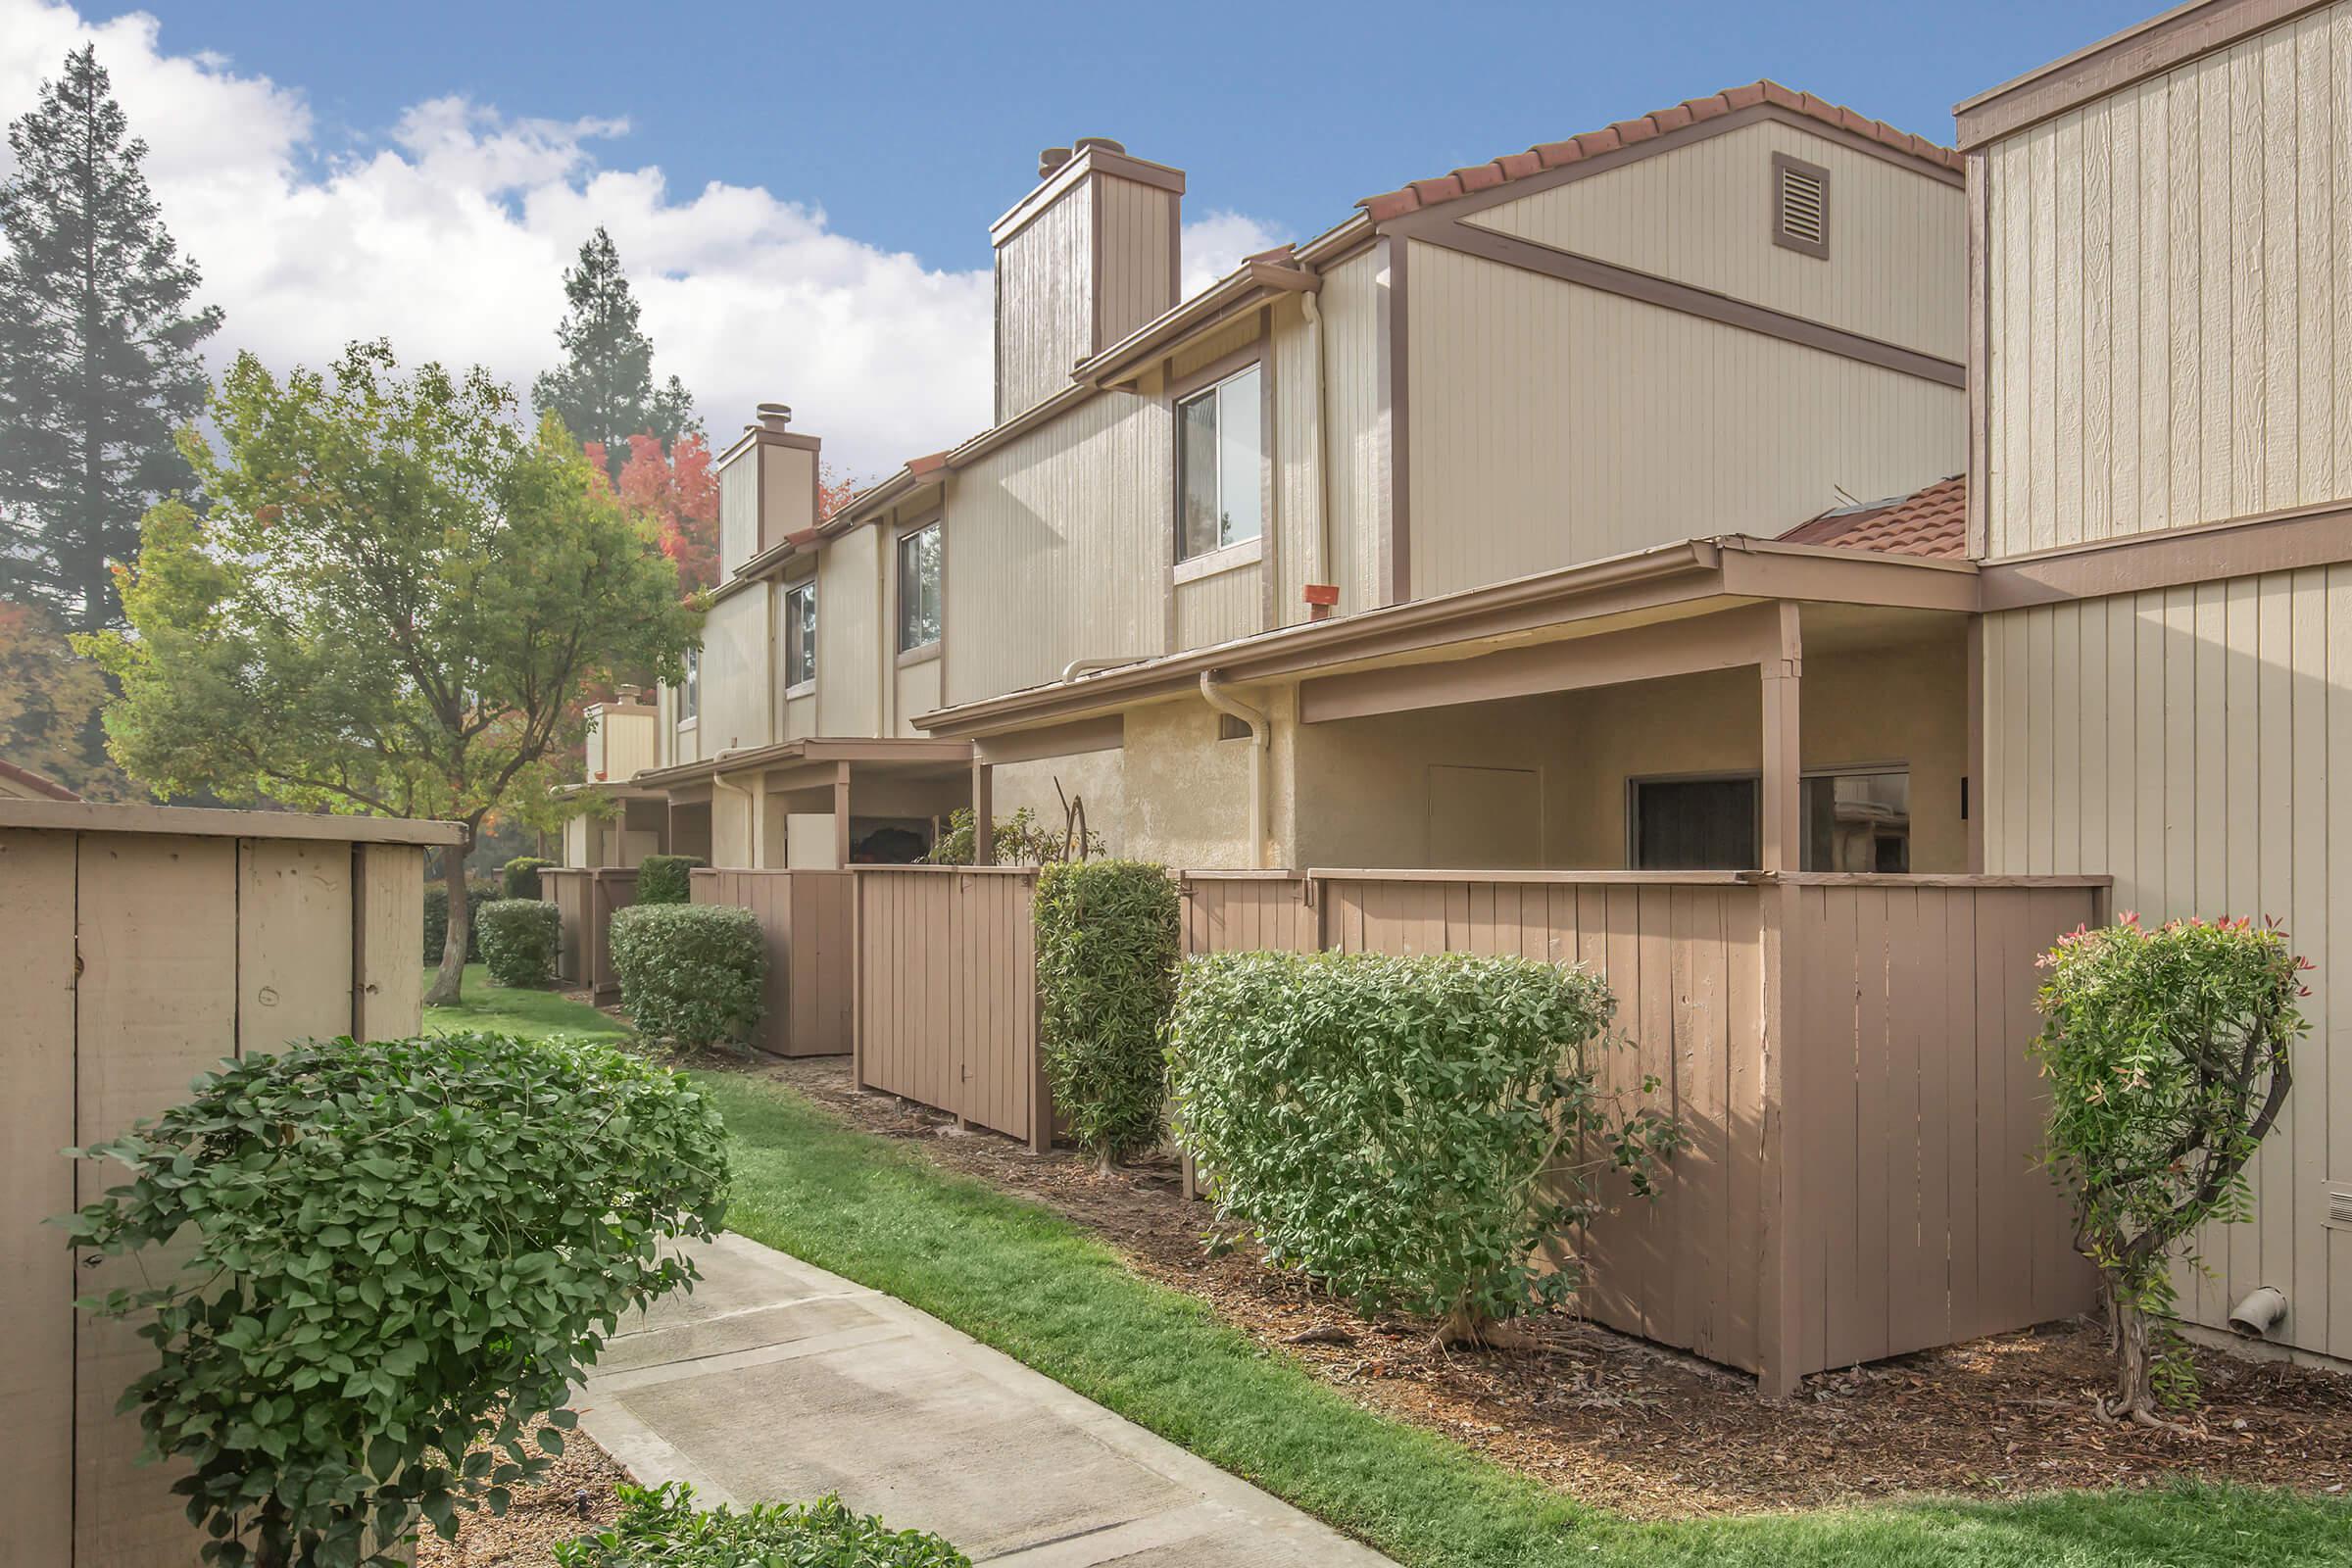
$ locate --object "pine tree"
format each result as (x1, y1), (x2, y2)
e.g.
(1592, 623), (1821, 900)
(0, 44), (220, 631)
(532, 226), (701, 481)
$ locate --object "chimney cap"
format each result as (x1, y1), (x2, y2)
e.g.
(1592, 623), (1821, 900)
(1038, 146), (1072, 179)
(1072, 135), (1126, 157)
(755, 402), (793, 430)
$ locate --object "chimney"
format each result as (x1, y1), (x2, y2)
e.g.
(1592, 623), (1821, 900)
(990, 135), (1184, 422)
(715, 399), (823, 577)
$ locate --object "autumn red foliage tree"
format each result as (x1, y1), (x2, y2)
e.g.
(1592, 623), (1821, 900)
(588, 432), (862, 597)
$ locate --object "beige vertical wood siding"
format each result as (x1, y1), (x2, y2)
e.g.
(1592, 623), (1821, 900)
(1982, 3), (2352, 560)
(1174, 559), (1262, 650)
(760, 441), (816, 552)
(1405, 240), (1963, 600)
(1984, 569), (2352, 1361)
(698, 587), (771, 754)
(1095, 174), (1177, 349)
(942, 392), (1173, 705)
(2, 822), (432, 1567)
(1470, 119), (1965, 361)
(895, 654), (943, 736)
(995, 180), (1094, 421)
(816, 526), (883, 736)
(719, 446), (760, 579)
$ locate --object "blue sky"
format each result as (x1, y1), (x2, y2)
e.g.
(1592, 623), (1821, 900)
(129, 0), (2147, 272)
(3, 0), (2157, 475)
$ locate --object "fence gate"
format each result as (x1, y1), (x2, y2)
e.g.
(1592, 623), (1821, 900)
(853, 866), (1046, 1148)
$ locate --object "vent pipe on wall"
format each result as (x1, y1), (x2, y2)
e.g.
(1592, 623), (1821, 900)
(2227, 1286), (2287, 1339)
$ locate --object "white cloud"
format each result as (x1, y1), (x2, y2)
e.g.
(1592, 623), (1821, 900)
(0, 2), (1287, 480)
(1179, 209), (1289, 299)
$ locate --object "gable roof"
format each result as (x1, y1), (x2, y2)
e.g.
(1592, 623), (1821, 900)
(1356, 79), (1962, 223)
(1779, 474), (1967, 561)
(0, 758), (80, 801)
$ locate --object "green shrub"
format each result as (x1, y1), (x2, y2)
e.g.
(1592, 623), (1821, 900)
(501, 856), (556, 900)
(1034, 859), (1180, 1169)
(477, 898), (561, 988)
(2034, 913), (2306, 1421)
(1167, 951), (1679, 1344)
(554, 1482), (967, 1568)
(610, 903), (765, 1051)
(422, 880), (496, 963)
(633, 854), (704, 906)
(922, 805), (1103, 865)
(66, 1032), (729, 1568)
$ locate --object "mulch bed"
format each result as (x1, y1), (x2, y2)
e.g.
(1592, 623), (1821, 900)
(746, 1053), (2352, 1521)
(415, 1427), (630, 1566)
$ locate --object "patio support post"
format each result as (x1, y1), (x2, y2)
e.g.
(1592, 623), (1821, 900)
(972, 760), (995, 865)
(834, 762), (852, 868)
(1758, 602), (1803, 873)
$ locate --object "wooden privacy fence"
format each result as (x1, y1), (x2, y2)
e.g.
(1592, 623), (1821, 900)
(541, 865), (636, 1002)
(873, 865), (2104, 1393)
(853, 866), (1048, 1148)
(1, 799), (453, 1568)
(691, 868), (855, 1056)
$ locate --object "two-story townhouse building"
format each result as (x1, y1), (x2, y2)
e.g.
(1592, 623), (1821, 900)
(590, 86), (1978, 883)
(1960, 0), (2352, 1370)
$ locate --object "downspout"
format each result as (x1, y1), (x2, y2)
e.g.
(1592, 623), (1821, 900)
(1199, 671), (1270, 870)
(711, 749), (759, 867)
(1299, 288), (1332, 607)
(1062, 656), (1149, 682)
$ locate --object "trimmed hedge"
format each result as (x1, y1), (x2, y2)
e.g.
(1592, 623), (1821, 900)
(555, 1483), (966, 1567)
(634, 854), (704, 906)
(1167, 951), (1680, 1342)
(502, 856), (556, 900)
(1034, 859), (1180, 1168)
(422, 881), (496, 963)
(478, 898), (562, 988)
(610, 903), (765, 1051)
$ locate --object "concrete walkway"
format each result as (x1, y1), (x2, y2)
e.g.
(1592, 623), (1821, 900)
(578, 1232), (1397, 1566)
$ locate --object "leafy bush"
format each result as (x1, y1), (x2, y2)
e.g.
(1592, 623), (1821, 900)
(65, 1032), (729, 1568)
(501, 856), (556, 900)
(422, 880), (496, 963)
(477, 898), (561, 988)
(610, 903), (765, 1051)
(1167, 952), (1679, 1344)
(1034, 860), (1180, 1170)
(922, 805), (1102, 866)
(553, 1483), (967, 1568)
(633, 854), (704, 906)
(2033, 913), (2306, 1422)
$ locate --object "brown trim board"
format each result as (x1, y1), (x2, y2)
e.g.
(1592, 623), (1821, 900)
(1388, 219), (1965, 388)
(1378, 232), (1411, 605)
(1979, 503), (2352, 611)
(1298, 603), (1786, 724)
(1955, 0), (2333, 150)
(974, 713), (1126, 765)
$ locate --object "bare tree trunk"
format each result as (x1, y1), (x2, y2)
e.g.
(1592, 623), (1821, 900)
(2097, 1299), (2189, 1430)
(422, 848), (468, 1007)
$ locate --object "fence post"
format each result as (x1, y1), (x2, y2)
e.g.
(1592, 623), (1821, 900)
(850, 869), (865, 1090)
(1756, 876), (1803, 1398)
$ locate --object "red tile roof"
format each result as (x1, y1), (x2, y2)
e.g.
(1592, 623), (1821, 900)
(1357, 81), (1961, 223)
(1779, 474), (1967, 561)
(0, 757), (82, 801)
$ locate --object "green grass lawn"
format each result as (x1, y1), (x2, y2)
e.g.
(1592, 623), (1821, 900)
(420, 964), (628, 1044)
(433, 979), (2349, 1567)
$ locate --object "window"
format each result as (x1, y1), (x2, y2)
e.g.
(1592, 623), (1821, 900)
(785, 580), (817, 690)
(1772, 152), (1830, 259)
(1177, 364), (1262, 560)
(1803, 768), (1910, 873)
(1628, 767), (1911, 871)
(896, 521), (942, 652)
(678, 647), (700, 722)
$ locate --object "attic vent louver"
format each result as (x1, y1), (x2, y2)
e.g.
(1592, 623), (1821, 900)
(2326, 1185), (2352, 1231)
(1773, 152), (1830, 259)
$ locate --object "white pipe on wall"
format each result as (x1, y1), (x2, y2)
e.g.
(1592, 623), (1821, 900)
(1198, 671), (1271, 870)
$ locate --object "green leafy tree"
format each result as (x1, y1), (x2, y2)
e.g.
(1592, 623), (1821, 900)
(81, 340), (701, 1005)
(2032, 913), (2305, 1426)
(0, 597), (131, 798)
(66, 1031), (729, 1568)
(0, 44), (220, 631)
(532, 227), (699, 481)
